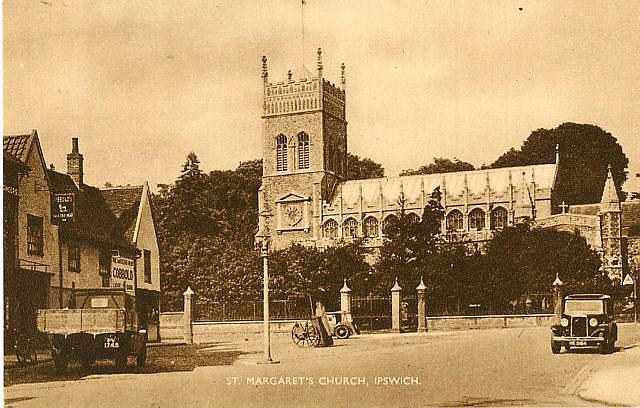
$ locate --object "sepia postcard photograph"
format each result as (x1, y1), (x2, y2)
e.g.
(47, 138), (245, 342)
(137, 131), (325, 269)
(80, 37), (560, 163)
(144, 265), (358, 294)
(2, 1), (640, 407)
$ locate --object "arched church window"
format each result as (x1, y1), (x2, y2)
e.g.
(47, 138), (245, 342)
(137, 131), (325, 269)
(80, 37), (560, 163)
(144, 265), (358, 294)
(297, 132), (310, 169)
(343, 218), (358, 238)
(446, 210), (464, 231)
(323, 219), (338, 239)
(276, 134), (288, 171)
(382, 214), (399, 235)
(363, 216), (379, 238)
(407, 213), (420, 224)
(491, 207), (508, 230)
(469, 208), (486, 230)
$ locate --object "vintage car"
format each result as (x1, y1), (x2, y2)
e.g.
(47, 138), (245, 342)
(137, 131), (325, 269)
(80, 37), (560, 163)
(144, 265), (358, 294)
(550, 294), (617, 354)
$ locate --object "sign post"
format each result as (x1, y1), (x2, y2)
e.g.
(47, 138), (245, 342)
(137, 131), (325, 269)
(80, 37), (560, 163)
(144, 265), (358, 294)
(111, 256), (136, 295)
(623, 274), (637, 323)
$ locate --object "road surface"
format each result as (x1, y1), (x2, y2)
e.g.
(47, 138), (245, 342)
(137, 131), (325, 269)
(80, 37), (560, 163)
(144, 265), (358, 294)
(5, 324), (640, 407)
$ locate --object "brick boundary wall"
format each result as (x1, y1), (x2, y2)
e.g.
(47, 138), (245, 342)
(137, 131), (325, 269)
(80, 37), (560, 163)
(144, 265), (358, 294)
(160, 312), (554, 343)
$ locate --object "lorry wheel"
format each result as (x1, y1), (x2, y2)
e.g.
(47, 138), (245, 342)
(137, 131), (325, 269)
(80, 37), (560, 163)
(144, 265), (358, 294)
(136, 345), (147, 368)
(600, 340), (615, 354)
(564, 343), (571, 352)
(335, 325), (350, 339)
(115, 352), (127, 371)
(52, 351), (68, 374)
(551, 340), (561, 354)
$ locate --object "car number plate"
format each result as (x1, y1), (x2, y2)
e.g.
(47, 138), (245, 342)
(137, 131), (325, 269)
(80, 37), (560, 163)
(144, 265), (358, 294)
(571, 340), (586, 346)
(104, 337), (120, 349)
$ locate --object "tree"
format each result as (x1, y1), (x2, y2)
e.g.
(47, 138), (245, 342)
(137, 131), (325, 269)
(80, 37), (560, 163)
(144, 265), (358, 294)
(373, 188), (446, 294)
(490, 123), (629, 205)
(483, 223), (609, 308)
(346, 153), (384, 180)
(400, 157), (475, 176)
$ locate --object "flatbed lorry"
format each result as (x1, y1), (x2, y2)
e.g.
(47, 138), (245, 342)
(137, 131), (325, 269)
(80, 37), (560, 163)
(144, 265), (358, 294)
(37, 288), (147, 373)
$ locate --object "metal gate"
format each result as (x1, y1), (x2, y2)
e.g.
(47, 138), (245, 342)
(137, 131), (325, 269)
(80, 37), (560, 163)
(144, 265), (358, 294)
(351, 296), (392, 331)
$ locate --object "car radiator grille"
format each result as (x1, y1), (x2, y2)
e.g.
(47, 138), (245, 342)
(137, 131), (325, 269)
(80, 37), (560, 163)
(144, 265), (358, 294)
(571, 317), (587, 337)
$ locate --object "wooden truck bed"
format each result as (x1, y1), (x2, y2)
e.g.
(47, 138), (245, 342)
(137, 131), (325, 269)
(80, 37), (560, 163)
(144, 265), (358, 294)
(37, 308), (136, 336)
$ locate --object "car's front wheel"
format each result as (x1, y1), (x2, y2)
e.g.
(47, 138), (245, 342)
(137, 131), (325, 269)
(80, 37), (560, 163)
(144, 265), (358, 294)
(551, 340), (561, 354)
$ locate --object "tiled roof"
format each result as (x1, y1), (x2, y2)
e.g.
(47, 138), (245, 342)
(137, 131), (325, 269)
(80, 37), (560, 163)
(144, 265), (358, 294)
(3, 134), (32, 163)
(47, 170), (134, 249)
(100, 186), (144, 243)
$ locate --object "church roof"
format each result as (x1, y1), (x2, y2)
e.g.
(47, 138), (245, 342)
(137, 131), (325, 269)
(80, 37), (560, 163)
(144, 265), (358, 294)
(333, 163), (557, 208)
(569, 200), (640, 237)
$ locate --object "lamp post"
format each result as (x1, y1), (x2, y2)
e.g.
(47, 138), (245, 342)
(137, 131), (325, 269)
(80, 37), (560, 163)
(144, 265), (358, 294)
(256, 211), (278, 364)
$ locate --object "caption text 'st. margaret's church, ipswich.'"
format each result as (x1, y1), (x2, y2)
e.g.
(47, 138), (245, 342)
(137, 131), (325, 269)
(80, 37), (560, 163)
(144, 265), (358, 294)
(255, 49), (635, 282)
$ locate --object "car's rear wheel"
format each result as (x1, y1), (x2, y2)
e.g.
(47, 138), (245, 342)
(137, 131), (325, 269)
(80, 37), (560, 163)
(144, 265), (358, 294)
(551, 340), (561, 354)
(334, 325), (350, 339)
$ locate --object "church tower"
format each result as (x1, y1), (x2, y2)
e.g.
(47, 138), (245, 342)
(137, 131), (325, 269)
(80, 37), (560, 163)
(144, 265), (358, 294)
(257, 49), (347, 250)
(599, 165), (623, 281)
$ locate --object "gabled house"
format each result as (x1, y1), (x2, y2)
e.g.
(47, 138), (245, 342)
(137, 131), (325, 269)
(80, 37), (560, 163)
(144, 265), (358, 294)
(3, 130), (58, 344)
(101, 183), (161, 340)
(3, 133), (162, 341)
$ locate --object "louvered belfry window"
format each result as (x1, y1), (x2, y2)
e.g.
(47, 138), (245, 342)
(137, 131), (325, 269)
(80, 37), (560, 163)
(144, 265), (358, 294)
(297, 132), (310, 169)
(276, 134), (288, 171)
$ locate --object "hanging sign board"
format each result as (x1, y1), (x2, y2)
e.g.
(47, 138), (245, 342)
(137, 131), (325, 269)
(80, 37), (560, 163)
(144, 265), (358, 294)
(52, 193), (75, 224)
(111, 256), (135, 295)
(623, 274), (635, 285)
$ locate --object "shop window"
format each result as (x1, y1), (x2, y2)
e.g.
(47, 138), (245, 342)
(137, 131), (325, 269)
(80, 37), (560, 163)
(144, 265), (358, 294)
(144, 250), (152, 284)
(27, 214), (44, 255)
(68, 243), (81, 272)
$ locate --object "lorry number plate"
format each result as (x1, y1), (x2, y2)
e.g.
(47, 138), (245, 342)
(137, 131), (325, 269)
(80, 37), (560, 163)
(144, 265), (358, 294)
(570, 341), (586, 346)
(104, 338), (120, 349)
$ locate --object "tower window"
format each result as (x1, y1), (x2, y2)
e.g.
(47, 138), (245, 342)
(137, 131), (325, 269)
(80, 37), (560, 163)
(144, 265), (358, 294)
(297, 132), (310, 169)
(276, 134), (288, 171)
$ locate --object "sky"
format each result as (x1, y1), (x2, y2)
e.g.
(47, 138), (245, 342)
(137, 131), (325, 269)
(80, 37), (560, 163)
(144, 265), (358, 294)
(3, 0), (640, 193)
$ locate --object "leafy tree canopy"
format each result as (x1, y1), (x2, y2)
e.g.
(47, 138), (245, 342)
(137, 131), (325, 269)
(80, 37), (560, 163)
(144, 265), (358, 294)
(400, 157), (475, 176)
(346, 153), (384, 180)
(490, 123), (629, 205)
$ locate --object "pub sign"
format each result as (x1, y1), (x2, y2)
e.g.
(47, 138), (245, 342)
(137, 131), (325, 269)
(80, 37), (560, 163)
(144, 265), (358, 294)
(52, 192), (75, 224)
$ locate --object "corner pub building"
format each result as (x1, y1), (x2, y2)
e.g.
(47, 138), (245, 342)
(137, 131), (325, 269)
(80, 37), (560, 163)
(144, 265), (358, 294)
(256, 49), (638, 283)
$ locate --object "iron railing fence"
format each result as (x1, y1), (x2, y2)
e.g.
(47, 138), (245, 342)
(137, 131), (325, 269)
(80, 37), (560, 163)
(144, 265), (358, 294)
(194, 298), (313, 322)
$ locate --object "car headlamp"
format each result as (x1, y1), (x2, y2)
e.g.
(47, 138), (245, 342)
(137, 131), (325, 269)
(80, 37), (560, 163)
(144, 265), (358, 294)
(589, 318), (598, 327)
(561, 318), (569, 327)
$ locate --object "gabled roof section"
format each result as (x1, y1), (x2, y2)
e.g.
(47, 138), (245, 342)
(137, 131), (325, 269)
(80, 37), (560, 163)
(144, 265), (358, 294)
(47, 169), (134, 249)
(3, 133), (33, 163)
(100, 185), (144, 243)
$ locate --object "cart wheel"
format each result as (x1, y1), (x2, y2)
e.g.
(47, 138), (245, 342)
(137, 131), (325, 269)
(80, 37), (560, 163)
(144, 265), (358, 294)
(292, 321), (319, 348)
(136, 344), (147, 368)
(334, 324), (350, 339)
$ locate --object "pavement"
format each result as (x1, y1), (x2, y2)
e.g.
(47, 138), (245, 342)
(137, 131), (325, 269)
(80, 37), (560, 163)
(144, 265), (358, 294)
(577, 343), (640, 406)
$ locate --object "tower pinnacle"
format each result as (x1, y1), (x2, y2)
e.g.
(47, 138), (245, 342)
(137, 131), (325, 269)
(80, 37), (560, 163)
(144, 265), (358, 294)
(317, 48), (323, 76)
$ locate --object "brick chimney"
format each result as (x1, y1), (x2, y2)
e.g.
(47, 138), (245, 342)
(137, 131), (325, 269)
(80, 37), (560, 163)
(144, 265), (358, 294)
(67, 138), (84, 186)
